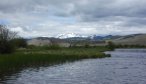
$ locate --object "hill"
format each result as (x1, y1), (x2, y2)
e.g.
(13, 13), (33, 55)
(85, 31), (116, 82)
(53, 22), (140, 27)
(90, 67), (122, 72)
(111, 34), (146, 46)
(27, 34), (146, 47)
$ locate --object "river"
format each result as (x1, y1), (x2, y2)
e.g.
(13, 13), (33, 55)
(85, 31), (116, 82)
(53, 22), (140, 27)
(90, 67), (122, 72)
(1, 49), (146, 84)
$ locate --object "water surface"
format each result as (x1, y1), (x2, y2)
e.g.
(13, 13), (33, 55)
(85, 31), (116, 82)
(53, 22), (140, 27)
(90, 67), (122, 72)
(1, 49), (146, 84)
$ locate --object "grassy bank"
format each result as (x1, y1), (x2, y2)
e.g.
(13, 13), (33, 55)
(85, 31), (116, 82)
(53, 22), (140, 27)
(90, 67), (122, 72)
(0, 47), (110, 70)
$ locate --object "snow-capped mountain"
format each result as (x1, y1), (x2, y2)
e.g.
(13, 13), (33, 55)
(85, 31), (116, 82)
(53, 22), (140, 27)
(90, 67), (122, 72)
(89, 35), (121, 40)
(56, 33), (87, 39)
(56, 33), (117, 40)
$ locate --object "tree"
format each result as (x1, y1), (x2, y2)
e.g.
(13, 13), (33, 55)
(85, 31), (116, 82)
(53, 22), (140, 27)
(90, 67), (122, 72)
(11, 38), (27, 48)
(107, 41), (115, 50)
(0, 25), (17, 54)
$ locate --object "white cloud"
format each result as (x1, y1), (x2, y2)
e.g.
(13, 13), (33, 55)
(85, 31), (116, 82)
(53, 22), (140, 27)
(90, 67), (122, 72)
(0, 0), (146, 37)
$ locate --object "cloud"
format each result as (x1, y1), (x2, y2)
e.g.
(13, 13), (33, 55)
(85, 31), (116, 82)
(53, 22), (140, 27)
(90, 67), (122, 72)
(0, 0), (146, 37)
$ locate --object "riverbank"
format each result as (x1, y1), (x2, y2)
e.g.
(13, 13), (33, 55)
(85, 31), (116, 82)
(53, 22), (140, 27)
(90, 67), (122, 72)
(0, 47), (110, 70)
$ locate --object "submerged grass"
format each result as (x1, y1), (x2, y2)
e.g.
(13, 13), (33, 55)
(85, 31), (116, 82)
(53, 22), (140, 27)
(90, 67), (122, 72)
(0, 47), (110, 70)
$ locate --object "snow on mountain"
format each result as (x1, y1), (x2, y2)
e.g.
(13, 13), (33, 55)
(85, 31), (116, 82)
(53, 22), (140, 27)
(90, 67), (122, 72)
(56, 33), (87, 39)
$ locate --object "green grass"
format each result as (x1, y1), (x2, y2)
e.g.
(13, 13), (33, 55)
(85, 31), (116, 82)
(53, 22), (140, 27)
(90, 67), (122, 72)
(0, 47), (110, 70)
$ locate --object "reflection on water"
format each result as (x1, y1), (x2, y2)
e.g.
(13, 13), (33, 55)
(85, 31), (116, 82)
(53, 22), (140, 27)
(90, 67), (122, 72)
(1, 49), (146, 84)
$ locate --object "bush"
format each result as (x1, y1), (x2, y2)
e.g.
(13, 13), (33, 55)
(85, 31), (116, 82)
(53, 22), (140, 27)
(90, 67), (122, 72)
(84, 44), (90, 48)
(107, 41), (115, 50)
(27, 45), (36, 49)
(0, 25), (17, 54)
(11, 38), (27, 48)
(0, 41), (15, 54)
(45, 44), (61, 50)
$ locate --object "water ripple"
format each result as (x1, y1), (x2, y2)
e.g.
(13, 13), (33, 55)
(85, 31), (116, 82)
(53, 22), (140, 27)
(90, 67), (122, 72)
(1, 49), (146, 84)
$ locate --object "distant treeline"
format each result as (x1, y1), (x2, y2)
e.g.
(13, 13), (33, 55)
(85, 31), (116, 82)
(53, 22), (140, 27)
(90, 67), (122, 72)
(106, 41), (146, 50)
(115, 44), (146, 48)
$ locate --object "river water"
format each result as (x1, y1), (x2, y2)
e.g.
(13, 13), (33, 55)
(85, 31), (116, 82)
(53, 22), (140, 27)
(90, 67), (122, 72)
(1, 49), (146, 84)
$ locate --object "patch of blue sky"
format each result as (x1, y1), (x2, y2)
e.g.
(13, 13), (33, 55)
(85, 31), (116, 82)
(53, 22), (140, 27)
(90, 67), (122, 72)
(0, 19), (9, 25)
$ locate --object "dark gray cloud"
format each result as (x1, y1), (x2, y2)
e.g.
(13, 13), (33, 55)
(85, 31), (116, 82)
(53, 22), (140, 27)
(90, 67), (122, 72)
(0, 0), (146, 37)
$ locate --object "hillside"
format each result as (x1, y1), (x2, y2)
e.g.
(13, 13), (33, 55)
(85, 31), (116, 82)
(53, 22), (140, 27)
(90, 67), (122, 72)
(111, 34), (146, 45)
(27, 34), (146, 46)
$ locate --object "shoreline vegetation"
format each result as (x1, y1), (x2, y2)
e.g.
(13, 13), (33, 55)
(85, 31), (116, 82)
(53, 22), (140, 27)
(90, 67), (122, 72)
(0, 46), (111, 70)
(0, 25), (145, 71)
(1, 41), (146, 71)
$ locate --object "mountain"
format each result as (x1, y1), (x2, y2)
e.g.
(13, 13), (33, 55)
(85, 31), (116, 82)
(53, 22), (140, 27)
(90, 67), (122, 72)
(56, 33), (121, 41)
(88, 34), (146, 46)
(27, 37), (70, 47)
(89, 35), (121, 41)
(111, 34), (146, 45)
(27, 37), (51, 46)
(56, 33), (87, 39)
(27, 33), (146, 46)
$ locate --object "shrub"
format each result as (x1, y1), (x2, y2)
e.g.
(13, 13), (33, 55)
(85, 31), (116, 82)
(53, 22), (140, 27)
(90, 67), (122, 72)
(0, 25), (17, 54)
(45, 44), (61, 50)
(11, 38), (27, 48)
(107, 41), (115, 50)
(84, 44), (90, 48)
(0, 41), (15, 54)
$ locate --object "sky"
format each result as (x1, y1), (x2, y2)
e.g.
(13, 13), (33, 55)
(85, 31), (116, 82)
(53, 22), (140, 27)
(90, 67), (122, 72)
(0, 0), (146, 37)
